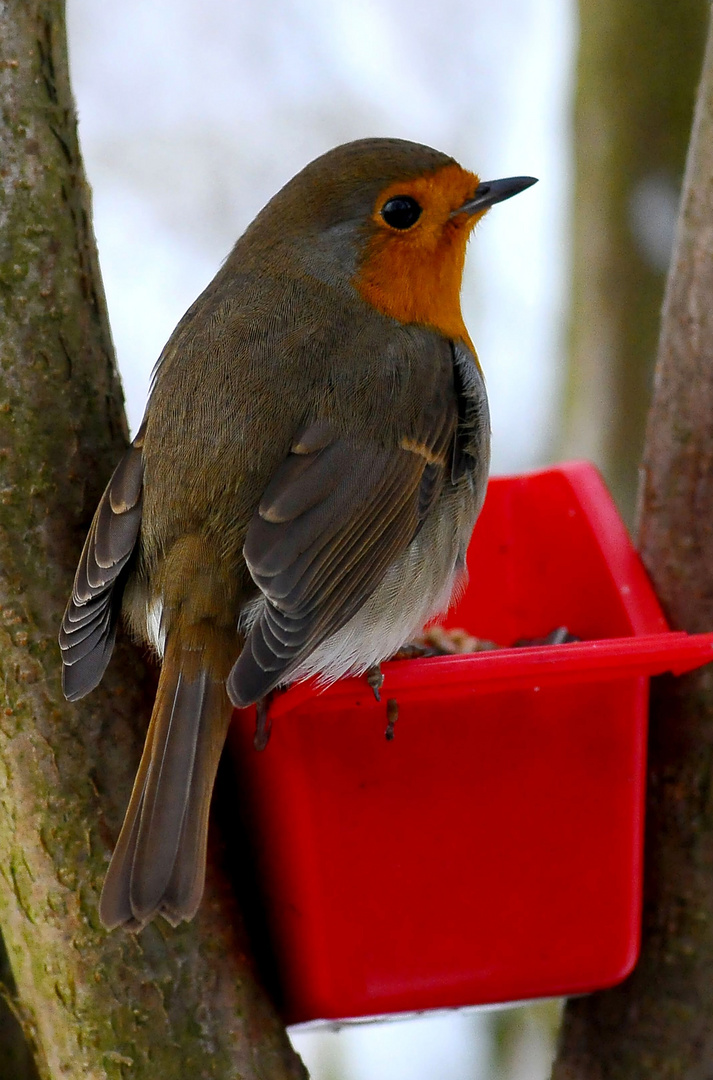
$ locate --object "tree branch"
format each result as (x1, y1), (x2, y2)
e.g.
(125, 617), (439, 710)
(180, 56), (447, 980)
(552, 11), (713, 1077)
(0, 2), (306, 1075)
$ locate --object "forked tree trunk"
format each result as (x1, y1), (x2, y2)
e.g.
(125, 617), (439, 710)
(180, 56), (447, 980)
(0, 3), (306, 1077)
(552, 13), (713, 1078)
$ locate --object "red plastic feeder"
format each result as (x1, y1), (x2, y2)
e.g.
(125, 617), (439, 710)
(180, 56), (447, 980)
(229, 462), (713, 1025)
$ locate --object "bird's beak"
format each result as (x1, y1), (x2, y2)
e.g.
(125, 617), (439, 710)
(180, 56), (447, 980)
(452, 175), (538, 218)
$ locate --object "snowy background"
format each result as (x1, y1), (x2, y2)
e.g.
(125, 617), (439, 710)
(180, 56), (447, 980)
(65, 0), (575, 1075)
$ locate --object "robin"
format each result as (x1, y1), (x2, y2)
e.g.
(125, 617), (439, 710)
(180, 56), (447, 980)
(59, 138), (536, 930)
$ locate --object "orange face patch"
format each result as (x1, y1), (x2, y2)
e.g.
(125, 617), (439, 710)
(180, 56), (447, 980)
(354, 163), (482, 345)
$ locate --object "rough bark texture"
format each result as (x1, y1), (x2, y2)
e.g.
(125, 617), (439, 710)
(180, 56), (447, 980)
(552, 13), (713, 1078)
(559, 0), (707, 523)
(0, 3), (307, 1077)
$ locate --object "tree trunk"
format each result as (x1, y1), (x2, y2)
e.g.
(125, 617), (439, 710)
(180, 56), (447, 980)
(552, 12), (713, 1077)
(559, 0), (706, 524)
(0, 3), (306, 1076)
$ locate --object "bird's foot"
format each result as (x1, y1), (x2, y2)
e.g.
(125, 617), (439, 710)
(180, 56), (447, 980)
(365, 664), (384, 702)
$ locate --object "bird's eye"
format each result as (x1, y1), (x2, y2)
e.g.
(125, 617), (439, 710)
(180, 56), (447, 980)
(381, 196), (422, 230)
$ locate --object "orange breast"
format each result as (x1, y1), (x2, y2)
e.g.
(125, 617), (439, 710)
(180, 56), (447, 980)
(354, 163), (480, 349)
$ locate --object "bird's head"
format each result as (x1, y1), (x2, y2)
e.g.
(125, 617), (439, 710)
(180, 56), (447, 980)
(237, 138), (536, 341)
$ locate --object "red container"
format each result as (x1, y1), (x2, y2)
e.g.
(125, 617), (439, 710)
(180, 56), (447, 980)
(229, 462), (713, 1025)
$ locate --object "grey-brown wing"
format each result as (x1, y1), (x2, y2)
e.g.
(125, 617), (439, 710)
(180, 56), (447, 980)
(226, 412), (454, 708)
(59, 429), (144, 701)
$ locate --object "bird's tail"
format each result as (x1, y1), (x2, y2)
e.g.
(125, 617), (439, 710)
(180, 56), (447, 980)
(99, 637), (233, 931)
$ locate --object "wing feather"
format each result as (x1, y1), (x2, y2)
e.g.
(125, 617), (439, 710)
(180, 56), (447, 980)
(227, 409), (453, 707)
(59, 429), (144, 701)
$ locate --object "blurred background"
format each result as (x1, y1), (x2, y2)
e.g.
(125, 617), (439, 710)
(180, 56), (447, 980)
(63, 0), (707, 1075)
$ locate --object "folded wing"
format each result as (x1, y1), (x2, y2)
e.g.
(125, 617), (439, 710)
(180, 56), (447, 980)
(59, 428), (144, 701)
(227, 407), (455, 707)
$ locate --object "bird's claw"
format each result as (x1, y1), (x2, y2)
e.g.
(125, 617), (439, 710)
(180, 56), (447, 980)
(365, 665), (385, 702)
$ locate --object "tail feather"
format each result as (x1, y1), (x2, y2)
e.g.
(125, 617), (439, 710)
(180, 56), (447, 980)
(98, 701), (160, 930)
(99, 643), (233, 931)
(161, 693), (233, 924)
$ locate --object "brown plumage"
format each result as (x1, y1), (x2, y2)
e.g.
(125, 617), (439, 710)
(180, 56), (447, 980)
(59, 138), (536, 930)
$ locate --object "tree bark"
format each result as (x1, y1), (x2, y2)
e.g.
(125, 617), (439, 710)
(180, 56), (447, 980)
(0, 3), (306, 1077)
(559, 0), (706, 524)
(552, 12), (713, 1077)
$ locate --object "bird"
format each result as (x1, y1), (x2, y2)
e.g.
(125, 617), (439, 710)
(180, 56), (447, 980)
(59, 137), (536, 931)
